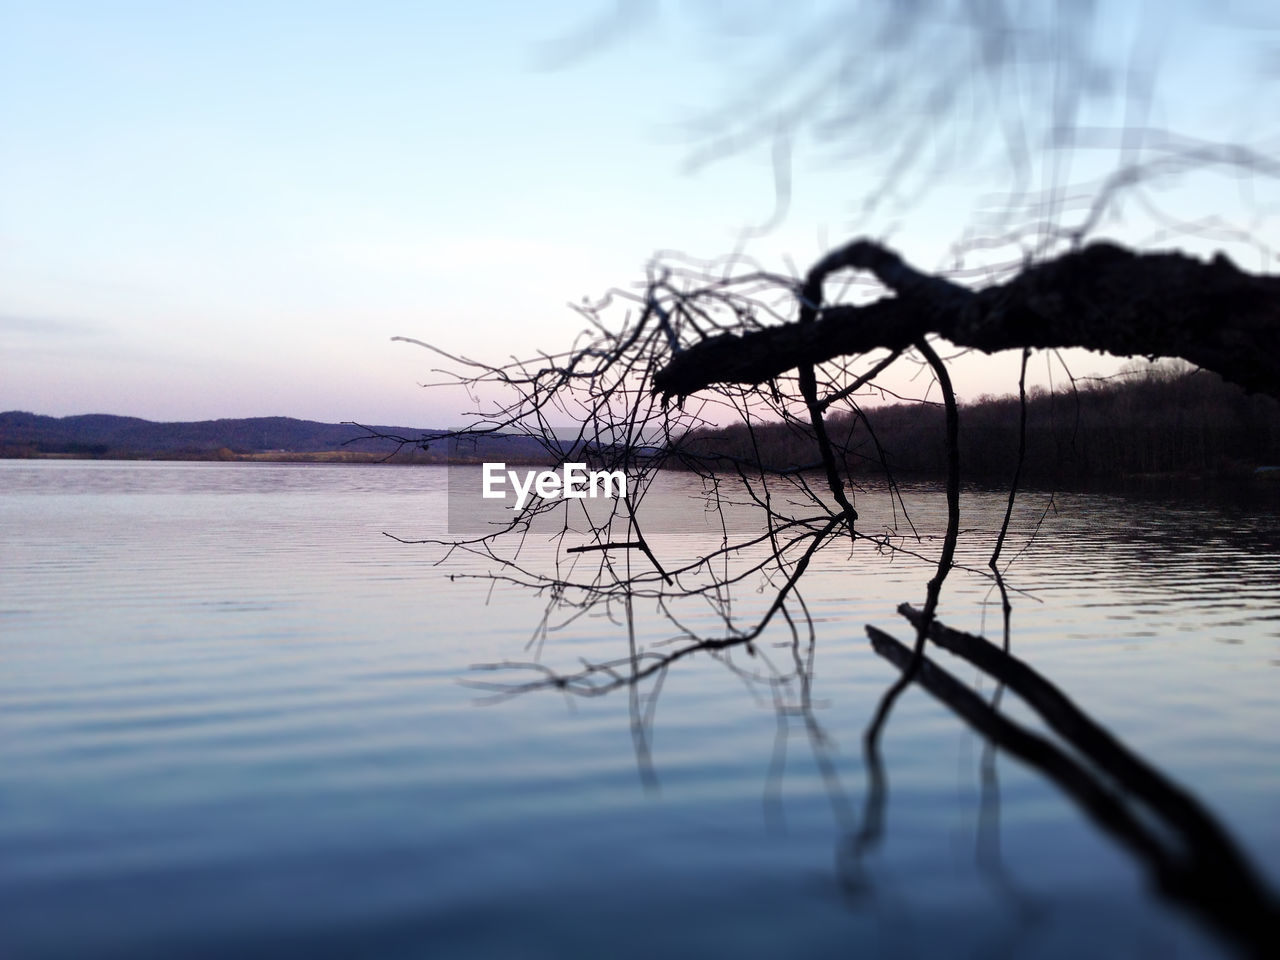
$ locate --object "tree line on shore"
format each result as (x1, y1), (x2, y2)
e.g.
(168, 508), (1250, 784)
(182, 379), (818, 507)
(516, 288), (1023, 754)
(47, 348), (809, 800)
(680, 361), (1280, 483)
(8, 362), (1280, 481)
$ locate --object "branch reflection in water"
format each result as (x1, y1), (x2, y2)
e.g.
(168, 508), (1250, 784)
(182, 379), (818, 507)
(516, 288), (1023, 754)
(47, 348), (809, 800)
(377, 240), (1279, 955)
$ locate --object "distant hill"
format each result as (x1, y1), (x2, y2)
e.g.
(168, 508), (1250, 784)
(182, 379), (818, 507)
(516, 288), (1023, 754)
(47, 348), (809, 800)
(0, 412), (548, 462)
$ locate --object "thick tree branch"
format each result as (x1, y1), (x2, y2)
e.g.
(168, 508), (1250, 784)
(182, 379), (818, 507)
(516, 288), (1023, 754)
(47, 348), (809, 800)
(654, 241), (1280, 399)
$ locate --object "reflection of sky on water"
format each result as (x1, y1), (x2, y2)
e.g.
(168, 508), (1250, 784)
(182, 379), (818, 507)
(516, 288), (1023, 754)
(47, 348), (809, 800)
(1, 461), (1276, 957)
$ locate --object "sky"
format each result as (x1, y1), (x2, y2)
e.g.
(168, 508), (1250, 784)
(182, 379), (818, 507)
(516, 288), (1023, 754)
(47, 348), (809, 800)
(3, 1), (1278, 427)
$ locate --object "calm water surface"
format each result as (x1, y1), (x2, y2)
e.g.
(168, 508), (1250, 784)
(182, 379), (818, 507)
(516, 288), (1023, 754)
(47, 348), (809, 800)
(2, 461), (1278, 958)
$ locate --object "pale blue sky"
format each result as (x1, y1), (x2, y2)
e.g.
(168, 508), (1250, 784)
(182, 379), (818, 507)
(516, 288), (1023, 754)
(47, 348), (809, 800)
(3, 1), (1277, 425)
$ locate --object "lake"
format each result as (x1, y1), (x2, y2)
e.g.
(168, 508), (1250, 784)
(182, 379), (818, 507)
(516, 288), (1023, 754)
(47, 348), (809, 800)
(2, 460), (1278, 958)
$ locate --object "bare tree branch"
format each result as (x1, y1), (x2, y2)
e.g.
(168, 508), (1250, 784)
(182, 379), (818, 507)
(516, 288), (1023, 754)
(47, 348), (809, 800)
(655, 240), (1280, 400)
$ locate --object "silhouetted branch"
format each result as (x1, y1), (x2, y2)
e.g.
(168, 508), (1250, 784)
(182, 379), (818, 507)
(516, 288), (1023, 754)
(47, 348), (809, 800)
(864, 336), (962, 741)
(899, 603), (1269, 891)
(869, 624), (1278, 958)
(655, 241), (1280, 401)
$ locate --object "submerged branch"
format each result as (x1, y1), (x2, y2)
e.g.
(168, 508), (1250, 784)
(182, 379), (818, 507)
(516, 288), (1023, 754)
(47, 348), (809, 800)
(869, 624), (1278, 958)
(898, 603), (1268, 889)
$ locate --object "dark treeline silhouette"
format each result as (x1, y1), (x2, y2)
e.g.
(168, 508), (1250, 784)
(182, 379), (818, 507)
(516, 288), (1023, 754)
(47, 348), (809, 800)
(682, 362), (1280, 484)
